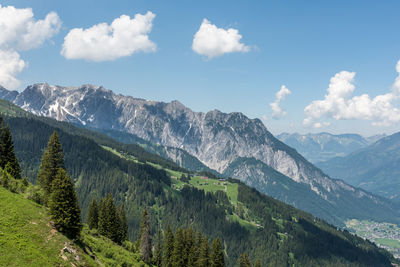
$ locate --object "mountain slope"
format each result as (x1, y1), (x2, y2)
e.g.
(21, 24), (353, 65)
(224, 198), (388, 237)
(317, 132), (400, 202)
(0, 186), (148, 267)
(1, 100), (398, 266)
(1, 84), (399, 227)
(277, 132), (372, 163)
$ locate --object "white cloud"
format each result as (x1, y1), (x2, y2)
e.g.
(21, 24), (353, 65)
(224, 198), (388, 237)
(0, 5), (60, 89)
(303, 61), (400, 127)
(270, 85), (291, 119)
(0, 5), (61, 50)
(61, 12), (156, 62)
(192, 19), (250, 59)
(0, 50), (26, 89)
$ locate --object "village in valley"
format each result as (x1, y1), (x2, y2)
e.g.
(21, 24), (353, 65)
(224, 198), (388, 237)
(346, 219), (400, 258)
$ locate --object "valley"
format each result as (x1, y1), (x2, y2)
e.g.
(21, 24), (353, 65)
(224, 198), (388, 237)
(346, 219), (400, 259)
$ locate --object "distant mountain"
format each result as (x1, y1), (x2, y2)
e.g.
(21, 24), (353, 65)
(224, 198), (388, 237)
(1, 83), (399, 226)
(277, 132), (376, 163)
(317, 132), (400, 202)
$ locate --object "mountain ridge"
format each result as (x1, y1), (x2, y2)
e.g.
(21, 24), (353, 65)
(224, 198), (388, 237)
(1, 84), (399, 226)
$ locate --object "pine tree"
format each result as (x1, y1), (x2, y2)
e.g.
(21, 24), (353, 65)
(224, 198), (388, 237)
(140, 209), (152, 263)
(49, 168), (81, 238)
(87, 199), (99, 230)
(119, 204), (128, 241)
(196, 236), (209, 267)
(97, 194), (122, 243)
(0, 119), (21, 179)
(153, 228), (163, 267)
(210, 238), (225, 267)
(254, 259), (262, 267)
(37, 131), (65, 198)
(171, 227), (184, 267)
(183, 228), (195, 267)
(238, 253), (252, 267)
(162, 225), (174, 267)
(97, 197), (107, 235)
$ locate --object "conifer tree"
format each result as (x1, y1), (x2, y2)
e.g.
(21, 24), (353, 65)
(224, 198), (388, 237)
(238, 253), (252, 267)
(210, 238), (225, 267)
(254, 259), (262, 267)
(87, 199), (99, 230)
(119, 204), (128, 241)
(153, 228), (163, 267)
(0, 119), (21, 179)
(97, 197), (107, 235)
(196, 236), (209, 267)
(163, 225), (174, 267)
(183, 228), (195, 266)
(37, 131), (65, 198)
(49, 168), (81, 238)
(97, 194), (123, 243)
(171, 227), (184, 267)
(140, 209), (152, 263)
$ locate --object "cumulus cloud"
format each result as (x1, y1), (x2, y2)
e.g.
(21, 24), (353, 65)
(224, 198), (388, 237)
(303, 61), (400, 127)
(61, 12), (156, 62)
(0, 5), (61, 89)
(0, 5), (61, 51)
(270, 85), (291, 119)
(0, 50), (26, 89)
(192, 19), (250, 59)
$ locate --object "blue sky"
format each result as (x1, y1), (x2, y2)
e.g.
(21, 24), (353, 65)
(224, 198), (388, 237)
(1, 0), (400, 136)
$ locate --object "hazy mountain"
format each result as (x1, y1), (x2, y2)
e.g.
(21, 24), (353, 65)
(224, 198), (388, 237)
(317, 132), (400, 202)
(1, 83), (399, 226)
(277, 132), (375, 163)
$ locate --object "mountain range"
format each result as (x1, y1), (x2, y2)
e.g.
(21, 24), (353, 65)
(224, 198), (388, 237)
(1, 83), (399, 226)
(317, 132), (400, 203)
(277, 132), (385, 163)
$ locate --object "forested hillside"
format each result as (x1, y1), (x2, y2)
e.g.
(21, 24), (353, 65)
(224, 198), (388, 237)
(0, 100), (397, 266)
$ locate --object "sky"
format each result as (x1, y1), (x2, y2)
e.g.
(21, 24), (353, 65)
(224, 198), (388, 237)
(1, 0), (400, 136)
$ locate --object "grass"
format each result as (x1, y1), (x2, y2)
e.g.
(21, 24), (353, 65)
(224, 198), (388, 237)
(0, 186), (94, 267)
(81, 228), (146, 267)
(0, 186), (149, 267)
(376, 238), (400, 249)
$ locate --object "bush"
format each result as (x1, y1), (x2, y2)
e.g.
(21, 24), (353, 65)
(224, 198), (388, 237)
(27, 186), (45, 205)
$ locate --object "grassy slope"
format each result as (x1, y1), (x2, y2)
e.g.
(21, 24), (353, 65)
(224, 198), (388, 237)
(0, 186), (147, 267)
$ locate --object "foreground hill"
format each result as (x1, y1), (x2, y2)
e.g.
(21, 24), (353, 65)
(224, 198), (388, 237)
(317, 132), (400, 202)
(0, 99), (398, 266)
(0, 186), (147, 267)
(1, 84), (398, 227)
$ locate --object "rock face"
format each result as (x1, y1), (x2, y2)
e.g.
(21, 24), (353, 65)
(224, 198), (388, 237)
(277, 132), (373, 163)
(1, 83), (399, 225)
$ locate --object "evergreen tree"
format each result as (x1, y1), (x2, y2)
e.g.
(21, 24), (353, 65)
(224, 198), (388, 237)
(97, 194), (123, 243)
(254, 259), (262, 267)
(153, 228), (163, 267)
(238, 253), (252, 267)
(171, 227), (184, 267)
(87, 199), (98, 230)
(49, 168), (81, 238)
(210, 238), (225, 267)
(0, 119), (21, 179)
(162, 225), (174, 267)
(119, 204), (128, 241)
(37, 131), (65, 198)
(140, 209), (152, 263)
(97, 197), (107, 235)
(196, 236), (209, 267)
(183, 228), (195, 267)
